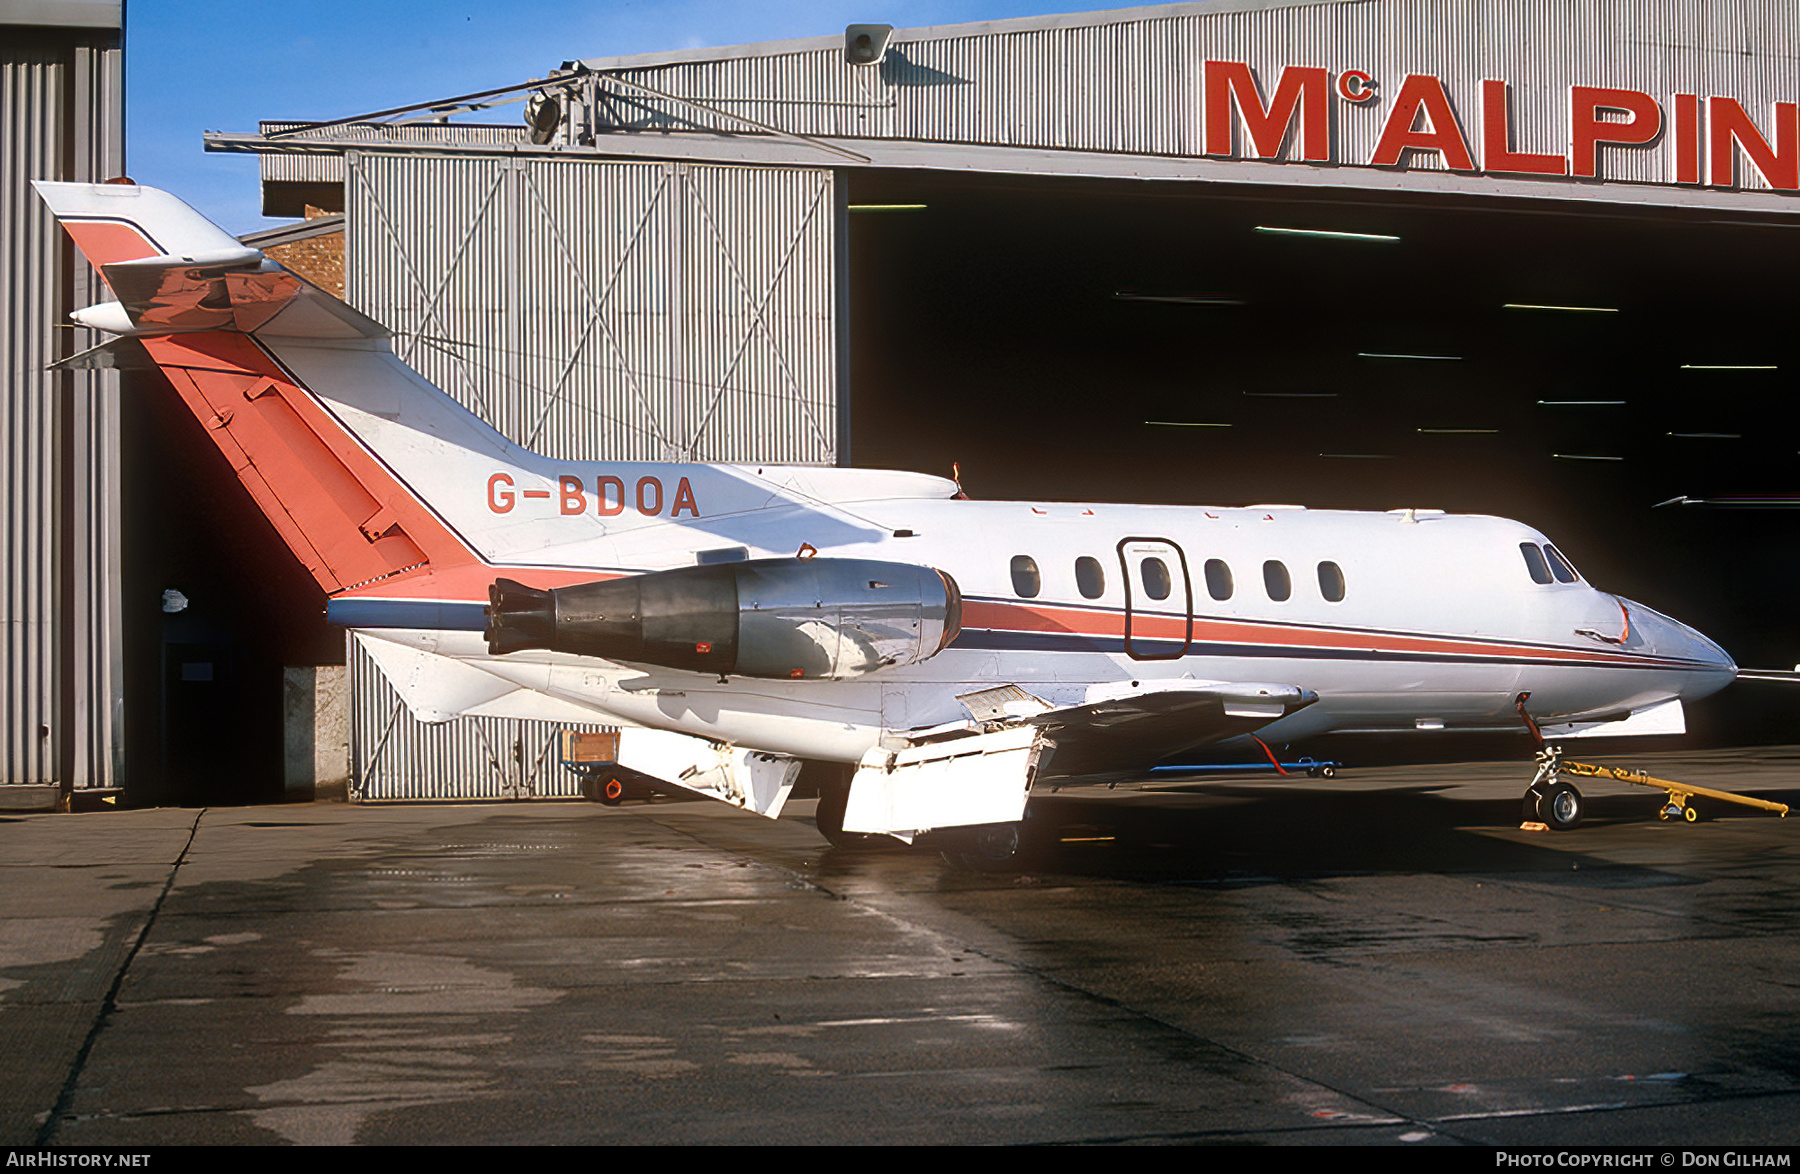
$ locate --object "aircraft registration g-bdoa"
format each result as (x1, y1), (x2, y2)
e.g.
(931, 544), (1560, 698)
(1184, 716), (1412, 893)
(37, 180), (1737, 851)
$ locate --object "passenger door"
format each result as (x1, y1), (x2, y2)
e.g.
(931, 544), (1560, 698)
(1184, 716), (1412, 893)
(1117, 537), (1193, 660)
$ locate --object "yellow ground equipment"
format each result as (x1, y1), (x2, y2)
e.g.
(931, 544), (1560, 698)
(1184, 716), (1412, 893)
(1523, 744), (1789, 830)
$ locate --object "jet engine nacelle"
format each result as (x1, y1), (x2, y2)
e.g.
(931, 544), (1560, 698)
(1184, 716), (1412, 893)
(485, 557), (962, 680)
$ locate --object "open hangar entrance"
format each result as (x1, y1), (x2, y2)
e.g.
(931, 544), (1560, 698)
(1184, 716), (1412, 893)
(841, 167), (1800, 744)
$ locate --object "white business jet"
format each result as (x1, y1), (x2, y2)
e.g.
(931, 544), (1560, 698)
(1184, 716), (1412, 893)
(35, 181), (1737, 851)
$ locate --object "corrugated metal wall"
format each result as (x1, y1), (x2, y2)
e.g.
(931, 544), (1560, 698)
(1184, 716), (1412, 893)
(579, 0), (1800, 194)
(2, 23), (124, 799)
(342, 151), (839, 799)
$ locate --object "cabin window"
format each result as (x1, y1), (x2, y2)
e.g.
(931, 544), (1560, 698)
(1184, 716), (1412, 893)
(1204, 559), (1233, 601)
(1263, 560), (1291, 602)
(1520, 542), (1553, 585)
(1544, 544), (1580, 584)
(1075, 556), (1106, 600)
(1011, 555), (1041, 598)
(1140, 557), (1172, 601)
(1318, 561), (1345, 602)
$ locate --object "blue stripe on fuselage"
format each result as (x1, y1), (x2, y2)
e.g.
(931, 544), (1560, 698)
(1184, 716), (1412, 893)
(327, 598), (488, 631)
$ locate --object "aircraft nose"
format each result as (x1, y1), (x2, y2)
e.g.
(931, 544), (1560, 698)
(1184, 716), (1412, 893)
(1623, 598), (1737, 698)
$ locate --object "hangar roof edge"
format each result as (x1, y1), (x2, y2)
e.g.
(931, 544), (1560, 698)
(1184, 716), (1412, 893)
(568, 0), (1348, 72)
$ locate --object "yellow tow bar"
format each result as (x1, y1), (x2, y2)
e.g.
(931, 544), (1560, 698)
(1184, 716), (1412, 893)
(1559, 758), (1789, 821)
(1528, 744), (1788, 826)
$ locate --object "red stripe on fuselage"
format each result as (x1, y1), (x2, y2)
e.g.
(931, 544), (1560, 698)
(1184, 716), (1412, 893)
(961, 598), (1685, 668)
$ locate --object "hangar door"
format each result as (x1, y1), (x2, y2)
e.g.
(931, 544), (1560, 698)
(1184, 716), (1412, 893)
(342, 151), (843, 799)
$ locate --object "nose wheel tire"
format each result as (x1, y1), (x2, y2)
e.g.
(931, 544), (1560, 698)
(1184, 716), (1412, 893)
(1538, 781), (1584, 831)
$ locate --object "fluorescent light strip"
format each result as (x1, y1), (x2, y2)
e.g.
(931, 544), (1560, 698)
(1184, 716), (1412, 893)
(1417, 428), (1498, 434)
(1668, 432), (1741, 439)
(1538, 400), (1625, 406)
(1656, 496), (1800, 508)
(1552, 453), (1624, 461)
(847, 203), (927, 211)
(1145, 420), (1231, 427)
(1255, 226), (1400, 242)
(1320, 453), (1393, 459)
(1358, 352), (1463, 361)
(1244, 391), (1338, 398)
(1680, 364), (1777, 370)
(1503, 303), (1619, 313)
(1113, 292), (1245, 305)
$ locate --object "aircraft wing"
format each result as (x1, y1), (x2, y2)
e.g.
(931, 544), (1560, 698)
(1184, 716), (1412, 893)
(841, 680), (1318, 837)
(1013, 681), (1318, 780)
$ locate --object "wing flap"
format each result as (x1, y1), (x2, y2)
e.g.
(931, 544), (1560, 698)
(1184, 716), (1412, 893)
(1025, 680), (1317, 779)
(843, 726), (1044, 837)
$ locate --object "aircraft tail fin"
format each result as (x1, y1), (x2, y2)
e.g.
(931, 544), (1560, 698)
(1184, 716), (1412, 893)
(35, 181), (951, 606)
(35, 180), (480, 596)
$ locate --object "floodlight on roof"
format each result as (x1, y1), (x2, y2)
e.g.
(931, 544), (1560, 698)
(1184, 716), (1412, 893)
(525, 91), (561, 145)
(846, 24), (893, 65)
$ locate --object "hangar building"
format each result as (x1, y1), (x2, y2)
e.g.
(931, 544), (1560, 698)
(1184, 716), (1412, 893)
(2, 0), (122, 810)
(96, 0), (1800, 802)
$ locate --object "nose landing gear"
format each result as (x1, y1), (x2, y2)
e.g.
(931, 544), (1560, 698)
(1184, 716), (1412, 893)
(1522, 748), (1584, 830)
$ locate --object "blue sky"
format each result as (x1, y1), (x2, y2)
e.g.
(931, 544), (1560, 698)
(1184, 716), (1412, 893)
(128, 1), (1115, 233)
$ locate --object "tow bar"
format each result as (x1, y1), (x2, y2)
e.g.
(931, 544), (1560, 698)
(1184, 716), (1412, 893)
(1524, 743), (1789, 829)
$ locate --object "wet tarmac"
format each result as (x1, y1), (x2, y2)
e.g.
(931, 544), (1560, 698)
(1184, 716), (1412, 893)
(3, 746), (1798, 1145)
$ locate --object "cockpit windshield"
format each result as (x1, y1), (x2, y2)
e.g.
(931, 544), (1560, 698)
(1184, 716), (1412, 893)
(1520, 541), (1581, 585)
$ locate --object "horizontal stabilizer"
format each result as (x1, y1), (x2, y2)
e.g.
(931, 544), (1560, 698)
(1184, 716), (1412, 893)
(35, 180), (388, 341)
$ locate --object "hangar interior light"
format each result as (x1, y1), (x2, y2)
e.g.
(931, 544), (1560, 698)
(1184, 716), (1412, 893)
(1680, 363), (1778, 370)
(1253, 226), (1400, 242)
(1357, 352), (1463, 361)
(1113, 292), (1244, 305)
(1503, 303), (1620, 313)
